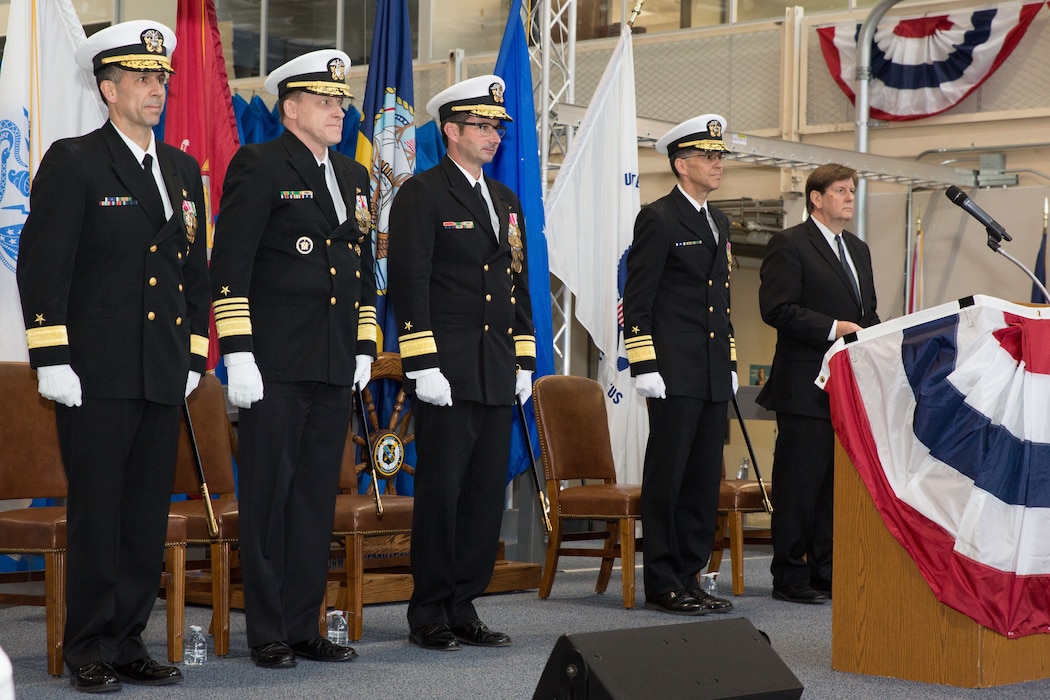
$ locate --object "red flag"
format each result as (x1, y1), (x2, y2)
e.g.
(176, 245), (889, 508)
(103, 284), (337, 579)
(165, 0), (240, 370)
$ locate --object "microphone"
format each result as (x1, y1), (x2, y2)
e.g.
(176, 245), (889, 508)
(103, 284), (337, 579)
(945, 186), (1011, 243)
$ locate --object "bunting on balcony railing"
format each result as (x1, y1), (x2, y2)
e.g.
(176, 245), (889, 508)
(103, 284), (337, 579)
(817, 2), (1046, 121)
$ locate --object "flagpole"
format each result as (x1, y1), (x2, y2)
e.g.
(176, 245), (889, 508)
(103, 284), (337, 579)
(1043, 197), (1048, 290)
(627, 0), (645, 28)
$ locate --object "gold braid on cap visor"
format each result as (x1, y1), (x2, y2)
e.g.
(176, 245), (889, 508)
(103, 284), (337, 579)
(675, 138), (729, 152)
(450, 104), (511, 120)
(285, 80), (353, 97)
(100, 54), (174, 73)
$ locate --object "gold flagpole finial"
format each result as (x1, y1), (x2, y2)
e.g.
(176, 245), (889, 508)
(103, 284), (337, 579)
(628, 0), (645, 28)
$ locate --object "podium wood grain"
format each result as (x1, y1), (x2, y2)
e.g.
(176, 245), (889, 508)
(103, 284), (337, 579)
(832, 439), (1050, 687)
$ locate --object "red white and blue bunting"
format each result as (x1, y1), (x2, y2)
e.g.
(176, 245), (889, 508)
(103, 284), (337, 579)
(817, 3), (1047, 121)
(819, 296), (1050, 637)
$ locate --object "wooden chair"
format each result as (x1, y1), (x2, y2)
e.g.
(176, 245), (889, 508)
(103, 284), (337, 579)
(330, 352), (415, 641)
(169, 372), (240, 656)
(707, 461), (772, 595)
(533, 375), (642, 609)
(0, 362), (186, 676)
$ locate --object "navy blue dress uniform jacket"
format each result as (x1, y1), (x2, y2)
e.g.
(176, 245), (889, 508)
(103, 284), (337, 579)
(210, 131), (377, 382)
(756, 217), (880, 419)
(388, 156), (536, 405)
(622, 187), (736, 400)
(18, 121), (210, 405)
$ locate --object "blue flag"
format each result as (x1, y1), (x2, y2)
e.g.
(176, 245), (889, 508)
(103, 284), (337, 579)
(356, 0), (418, 496)
(485, 0), (555, 483)
(1032, 230), (1047, 304)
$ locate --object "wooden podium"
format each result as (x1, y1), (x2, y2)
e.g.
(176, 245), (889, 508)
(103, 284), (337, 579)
(831, 440), (1050, 687)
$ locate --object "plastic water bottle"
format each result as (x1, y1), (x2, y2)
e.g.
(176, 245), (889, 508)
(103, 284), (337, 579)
(184, 625), (207, 666)
(326, 610), (349, 646)
(701, 572), (719, 596)
(736, 456), (750, 480)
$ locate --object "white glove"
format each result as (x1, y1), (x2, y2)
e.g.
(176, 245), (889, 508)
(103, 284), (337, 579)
(36, 364), (83, 407)
(731, 371), (739, 396)
(224, 352), (264, 409)
(635, 372), (666, 399)
(414, 369), (453, 407)
(515, 370), (533, 405)
(353, 355), (373, 392)
(185, 370), (201, 399)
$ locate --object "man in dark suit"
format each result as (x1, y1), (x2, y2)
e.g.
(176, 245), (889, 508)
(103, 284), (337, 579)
(757, 163), (880, 604)
(623, 115), (737, 616)
(388, 75), (536, 651)
(17, 21), (209, 692)
(209, 49), (376, 668)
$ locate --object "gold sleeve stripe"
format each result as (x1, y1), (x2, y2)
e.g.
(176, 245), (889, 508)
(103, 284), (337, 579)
(514, 335), (536, 359)
(190, 334), (209, 358)
(625, 335), (656, 364)
(215, 317), (252, 337)
(213, 297), (251, 338)
(213, 296), (250, 316)
(626, 345), (657, 364)
(358, 317), (378, 344)
(398, 331), (437, 358)
(729, 336), (737, 363)
(26, 325), (69, 350)
(624, 335), (653, 349)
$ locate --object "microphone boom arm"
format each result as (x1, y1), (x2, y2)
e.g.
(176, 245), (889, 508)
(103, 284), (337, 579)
(987, 235), (1050, 304)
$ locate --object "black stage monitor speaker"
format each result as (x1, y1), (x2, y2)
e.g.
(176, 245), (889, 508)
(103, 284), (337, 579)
(533, 617), (803, 700)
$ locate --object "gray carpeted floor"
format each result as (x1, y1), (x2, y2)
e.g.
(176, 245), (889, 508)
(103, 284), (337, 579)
(4, 546), (1050, 698)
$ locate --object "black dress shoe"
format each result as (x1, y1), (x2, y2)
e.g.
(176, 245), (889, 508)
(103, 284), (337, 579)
(289, 636), (358, 662)
(691, 590), (734, 613)
(644, 590), (705, 616)
(409, 622), (461, 651)
(69, 661), (121, 693)
(772, 584), (828, 604)
(450, 619), (512, 647)
(250, 641), (297, 668)
(112, 657), (183, 686)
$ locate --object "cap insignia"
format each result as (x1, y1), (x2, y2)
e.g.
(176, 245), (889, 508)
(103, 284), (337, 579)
(141, 29), (165, 55)
(707, 119), (723, 139)
(328, 57), (346, 82)
(489, 82), (505, 105)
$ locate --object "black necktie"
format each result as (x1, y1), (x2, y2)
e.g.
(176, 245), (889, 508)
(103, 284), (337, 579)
(140, 153), (164, 217)
(835, 234), (862, 307)
(473, 181), (486, 207)
(699, 207), (716, 244)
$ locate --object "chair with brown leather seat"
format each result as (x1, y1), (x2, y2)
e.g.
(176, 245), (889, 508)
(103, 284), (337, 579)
(169, 372), (240, 657)
(707, 460), (772, 595)
(533, 374), (642, 609)
(330, 352), (415, 641)
(0, 361), (187, 676)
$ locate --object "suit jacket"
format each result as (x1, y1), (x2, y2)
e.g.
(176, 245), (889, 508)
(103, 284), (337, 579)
(756, 217), (880, 418)
(388, 156), (536, 406)
(17, 121), (210, 405)
(622, 187), (735, 401)
(210, 131), (377, 385)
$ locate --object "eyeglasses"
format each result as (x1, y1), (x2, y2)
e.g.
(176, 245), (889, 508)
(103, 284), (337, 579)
(683, 151), (727, 162)
(460, 121), (507, 137)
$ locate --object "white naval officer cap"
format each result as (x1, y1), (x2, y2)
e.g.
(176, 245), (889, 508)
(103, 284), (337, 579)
(425, 74), (513, 123)
(264, 49), (353, 98)
(75, 20), (176, 75)
(655, 114), (730, 156)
